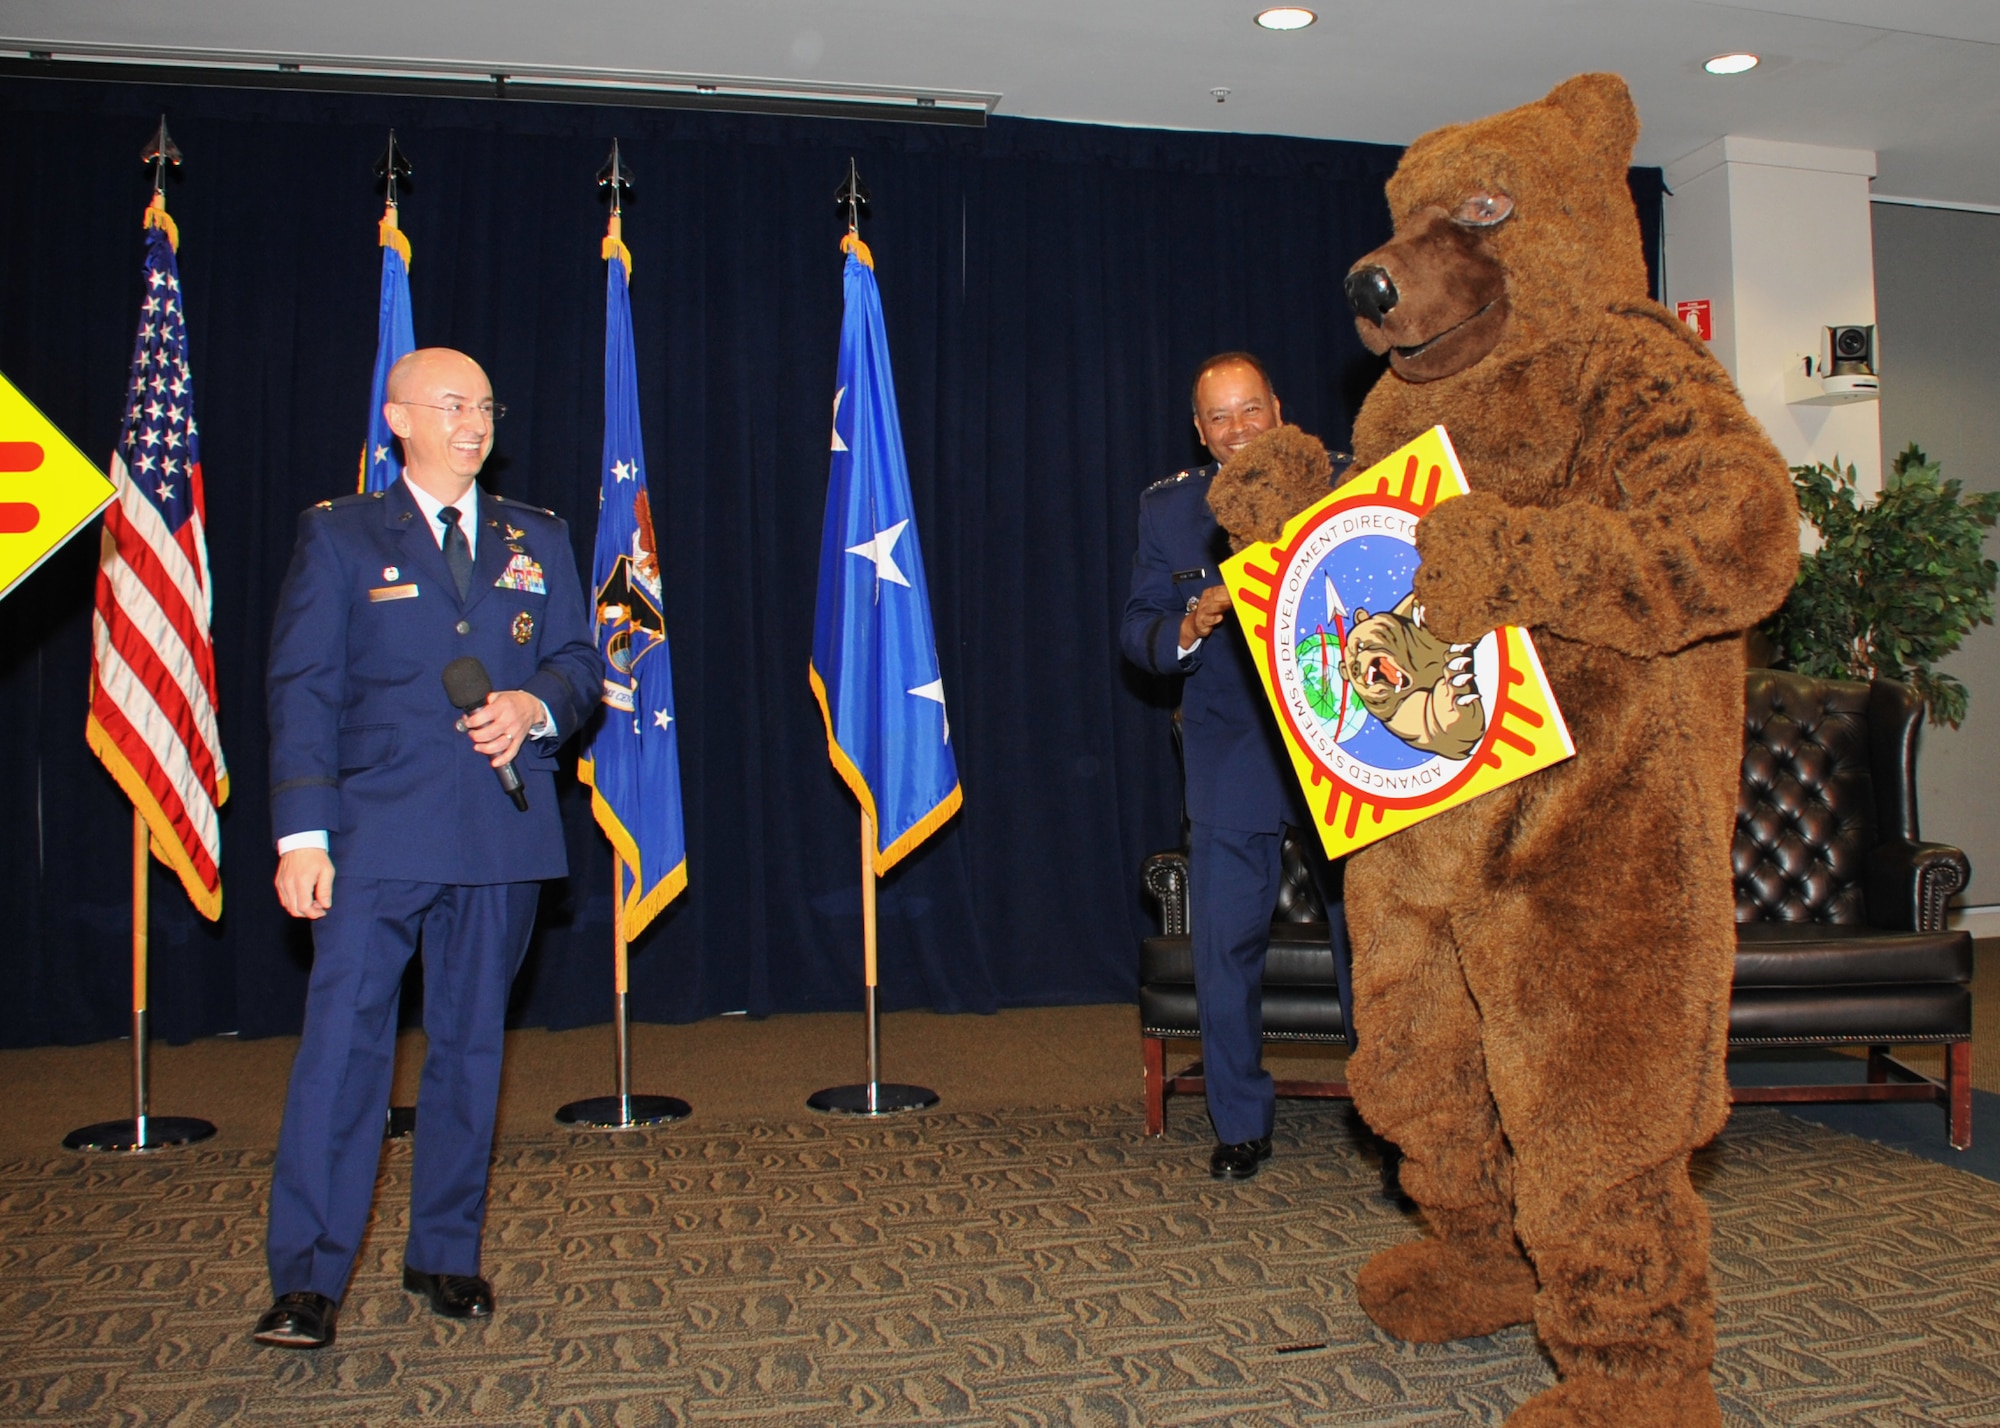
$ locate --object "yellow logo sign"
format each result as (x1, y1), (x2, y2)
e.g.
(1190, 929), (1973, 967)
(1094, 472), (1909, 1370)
(0, 370), (117, 601)
(1220, 426), (1574, 859)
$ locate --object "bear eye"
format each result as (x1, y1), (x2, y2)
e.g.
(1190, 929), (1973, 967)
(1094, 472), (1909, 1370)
(1451, 192), (1514, 228)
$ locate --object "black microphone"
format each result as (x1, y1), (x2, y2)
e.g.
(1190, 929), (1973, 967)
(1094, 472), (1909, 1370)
(441, 656), (529, 812)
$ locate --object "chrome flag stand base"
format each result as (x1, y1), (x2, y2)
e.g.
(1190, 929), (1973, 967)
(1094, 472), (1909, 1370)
(64, 1007), (216, 1152)
(63, 1117), (216, 1152)
(555, 979), (690, 1129)
(808, 984), (937, 1117)
(556, 1093), (691, 1128)
(807, 1082), (938, 1116)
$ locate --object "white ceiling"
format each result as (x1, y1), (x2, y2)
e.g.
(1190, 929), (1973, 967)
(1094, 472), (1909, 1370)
(6, 0), (1999, 206)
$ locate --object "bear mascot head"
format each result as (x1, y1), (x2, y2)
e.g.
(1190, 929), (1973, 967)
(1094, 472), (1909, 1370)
(1209, 74), (1798, 1428)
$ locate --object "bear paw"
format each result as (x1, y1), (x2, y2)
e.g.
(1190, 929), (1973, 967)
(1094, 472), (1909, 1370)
(1207, 425), (1332, 550)
(1505, 1372), (1721, 1428)
(1355, 1237), (1537, 1342)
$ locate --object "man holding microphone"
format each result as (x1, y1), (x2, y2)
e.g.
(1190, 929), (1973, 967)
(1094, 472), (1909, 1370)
(254, 348), (599, 1348)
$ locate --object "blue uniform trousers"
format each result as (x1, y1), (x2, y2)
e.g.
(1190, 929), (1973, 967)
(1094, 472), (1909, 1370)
(1191, 821), (1353, 1146)
(267, 877), (539, 1299)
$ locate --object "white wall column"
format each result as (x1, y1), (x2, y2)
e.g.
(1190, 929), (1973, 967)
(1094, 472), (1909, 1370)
(1665, 137), (1881, 491)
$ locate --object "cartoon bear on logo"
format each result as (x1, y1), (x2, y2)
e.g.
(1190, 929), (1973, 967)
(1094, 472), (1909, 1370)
(1209, 74), (1798, 1427)
(1341, 593), (1484, 760)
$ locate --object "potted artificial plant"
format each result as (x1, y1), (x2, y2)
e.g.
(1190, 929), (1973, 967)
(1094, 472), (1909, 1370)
(1761, 443), (2000, 727)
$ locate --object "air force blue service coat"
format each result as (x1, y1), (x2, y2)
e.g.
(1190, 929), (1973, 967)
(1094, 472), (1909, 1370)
(267, 479), (600, 878)
(1120, 463), (1292, 835)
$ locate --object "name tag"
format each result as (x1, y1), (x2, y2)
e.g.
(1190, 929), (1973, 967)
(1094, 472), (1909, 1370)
(368, 584), (420, 602)
(495, 553), (547, 594)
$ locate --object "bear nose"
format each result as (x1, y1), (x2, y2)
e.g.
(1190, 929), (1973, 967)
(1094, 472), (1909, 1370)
(1346, 266), (1400, 324)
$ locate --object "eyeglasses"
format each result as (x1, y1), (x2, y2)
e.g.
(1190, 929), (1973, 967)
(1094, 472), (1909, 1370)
(397, 400), (507, 421)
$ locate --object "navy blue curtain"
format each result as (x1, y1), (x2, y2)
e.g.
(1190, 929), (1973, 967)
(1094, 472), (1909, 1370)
(0, 75), (1663, 1047)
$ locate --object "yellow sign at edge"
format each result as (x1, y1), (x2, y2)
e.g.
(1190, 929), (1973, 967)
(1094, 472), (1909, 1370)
(0, 369), (117, 602)
(1220, 425), (1574, 859)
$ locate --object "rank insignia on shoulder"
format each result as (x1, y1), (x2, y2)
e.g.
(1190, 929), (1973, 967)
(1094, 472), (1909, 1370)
(512, 611), (534, 644)
(315, 499), (333, 510)
(494, 552), (547, 594)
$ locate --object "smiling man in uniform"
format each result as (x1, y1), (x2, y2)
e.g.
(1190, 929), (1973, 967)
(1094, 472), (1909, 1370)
(253, 348), (600, 1348)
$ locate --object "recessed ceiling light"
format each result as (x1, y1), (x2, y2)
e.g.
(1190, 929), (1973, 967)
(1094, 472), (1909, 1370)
(1256, 8), (1317, 31)
(1704, 53), (1759, 75)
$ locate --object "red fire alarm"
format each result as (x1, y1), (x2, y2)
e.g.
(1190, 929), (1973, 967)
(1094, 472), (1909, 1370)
(1676, 299), (1712, 342)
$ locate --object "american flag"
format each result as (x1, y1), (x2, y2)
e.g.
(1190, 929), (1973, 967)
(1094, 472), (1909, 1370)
(84, 198), (228, 919)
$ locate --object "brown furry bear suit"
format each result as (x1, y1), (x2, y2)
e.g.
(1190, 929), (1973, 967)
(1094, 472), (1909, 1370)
(1208, 75), (1799, 1427)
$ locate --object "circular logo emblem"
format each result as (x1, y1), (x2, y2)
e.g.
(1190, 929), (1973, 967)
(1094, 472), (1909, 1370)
(1265, 495), (1496, 808)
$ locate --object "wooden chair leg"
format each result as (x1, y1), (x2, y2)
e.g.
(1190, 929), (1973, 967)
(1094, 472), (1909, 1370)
(1866, 1045), (1890, 1084)
(1142, 1036), (1167, 1137)
(1948, 1041), (1973, 1151)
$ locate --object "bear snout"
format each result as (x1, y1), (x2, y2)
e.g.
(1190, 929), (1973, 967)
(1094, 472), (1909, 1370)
(1347, 207), (1511, 383)
(1347, 266), (1400, 325)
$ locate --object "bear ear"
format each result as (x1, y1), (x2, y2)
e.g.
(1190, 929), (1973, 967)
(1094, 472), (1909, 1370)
(1544, 72), (1637, 165)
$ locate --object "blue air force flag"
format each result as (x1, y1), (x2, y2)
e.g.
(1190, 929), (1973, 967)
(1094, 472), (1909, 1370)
(809, 235), (961, 874)
(359, 209), (415, 493)
(578, 225), (688, 933)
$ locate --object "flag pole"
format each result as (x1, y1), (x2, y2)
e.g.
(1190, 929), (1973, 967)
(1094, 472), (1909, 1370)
(559, 139), (689, 1131)
(555, 857), (689, 1130)
(67, 122), (215, 1154)
(376, 129), (419, 1135)
(63, 816), (217, 1152)
(807, 810), (937, 1115)
(806, 163), (941, 1118)
(863, 812), (879, 1100)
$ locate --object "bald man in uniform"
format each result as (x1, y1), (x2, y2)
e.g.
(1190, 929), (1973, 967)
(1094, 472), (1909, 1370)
(253, 349), (600, 1348)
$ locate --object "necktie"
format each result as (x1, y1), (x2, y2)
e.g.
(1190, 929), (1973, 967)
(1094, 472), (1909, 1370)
(438, 506), (473, 600)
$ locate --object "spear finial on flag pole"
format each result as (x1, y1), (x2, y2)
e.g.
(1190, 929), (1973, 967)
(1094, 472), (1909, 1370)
(597, 138), (633, 217)
(596, 139), (635, 270)
(835, 157), (869, 234)
(138, 116), (183, 249)
(141, 115), (181, 198)
(375, 128), (412, 211)
(834, 159), (874, 269)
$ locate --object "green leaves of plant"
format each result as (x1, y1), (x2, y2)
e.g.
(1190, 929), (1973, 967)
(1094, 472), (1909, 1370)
(1761, 443), (2000, 727)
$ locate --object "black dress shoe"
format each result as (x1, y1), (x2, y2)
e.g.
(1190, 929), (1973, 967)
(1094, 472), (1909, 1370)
(252, 1291), (337, 1348)
(1209, 1136), (1273, 1180)
(402, 1266), (494, 1319)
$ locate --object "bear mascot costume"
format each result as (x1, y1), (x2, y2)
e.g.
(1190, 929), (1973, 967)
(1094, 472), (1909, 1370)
(1208, 74), (1799, 1426)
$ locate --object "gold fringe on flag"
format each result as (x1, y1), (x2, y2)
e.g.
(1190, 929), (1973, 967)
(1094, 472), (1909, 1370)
(378, 205), (412, 266)
(142, 192), (179, 252)
(602, 213), (634, 276)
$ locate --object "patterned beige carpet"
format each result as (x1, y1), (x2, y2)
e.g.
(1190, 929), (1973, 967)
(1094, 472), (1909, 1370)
(2, 1102), (1997, 1426)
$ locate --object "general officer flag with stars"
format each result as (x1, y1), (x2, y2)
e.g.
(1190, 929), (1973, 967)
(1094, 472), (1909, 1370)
(809, 233), (961, 874)
(577, 219), (688, 934)
(358, 205), (414, 493)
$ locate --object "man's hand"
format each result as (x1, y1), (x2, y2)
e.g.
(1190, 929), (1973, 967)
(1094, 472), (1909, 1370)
(460, 689), (541, 768)
(275, 847), (335, 920)
(1179, 583), (1233, 649)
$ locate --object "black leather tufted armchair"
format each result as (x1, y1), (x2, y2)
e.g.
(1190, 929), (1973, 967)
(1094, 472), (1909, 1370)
(1139, 668), (1975, 1147)
(1729, 668), (1973, 1147)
